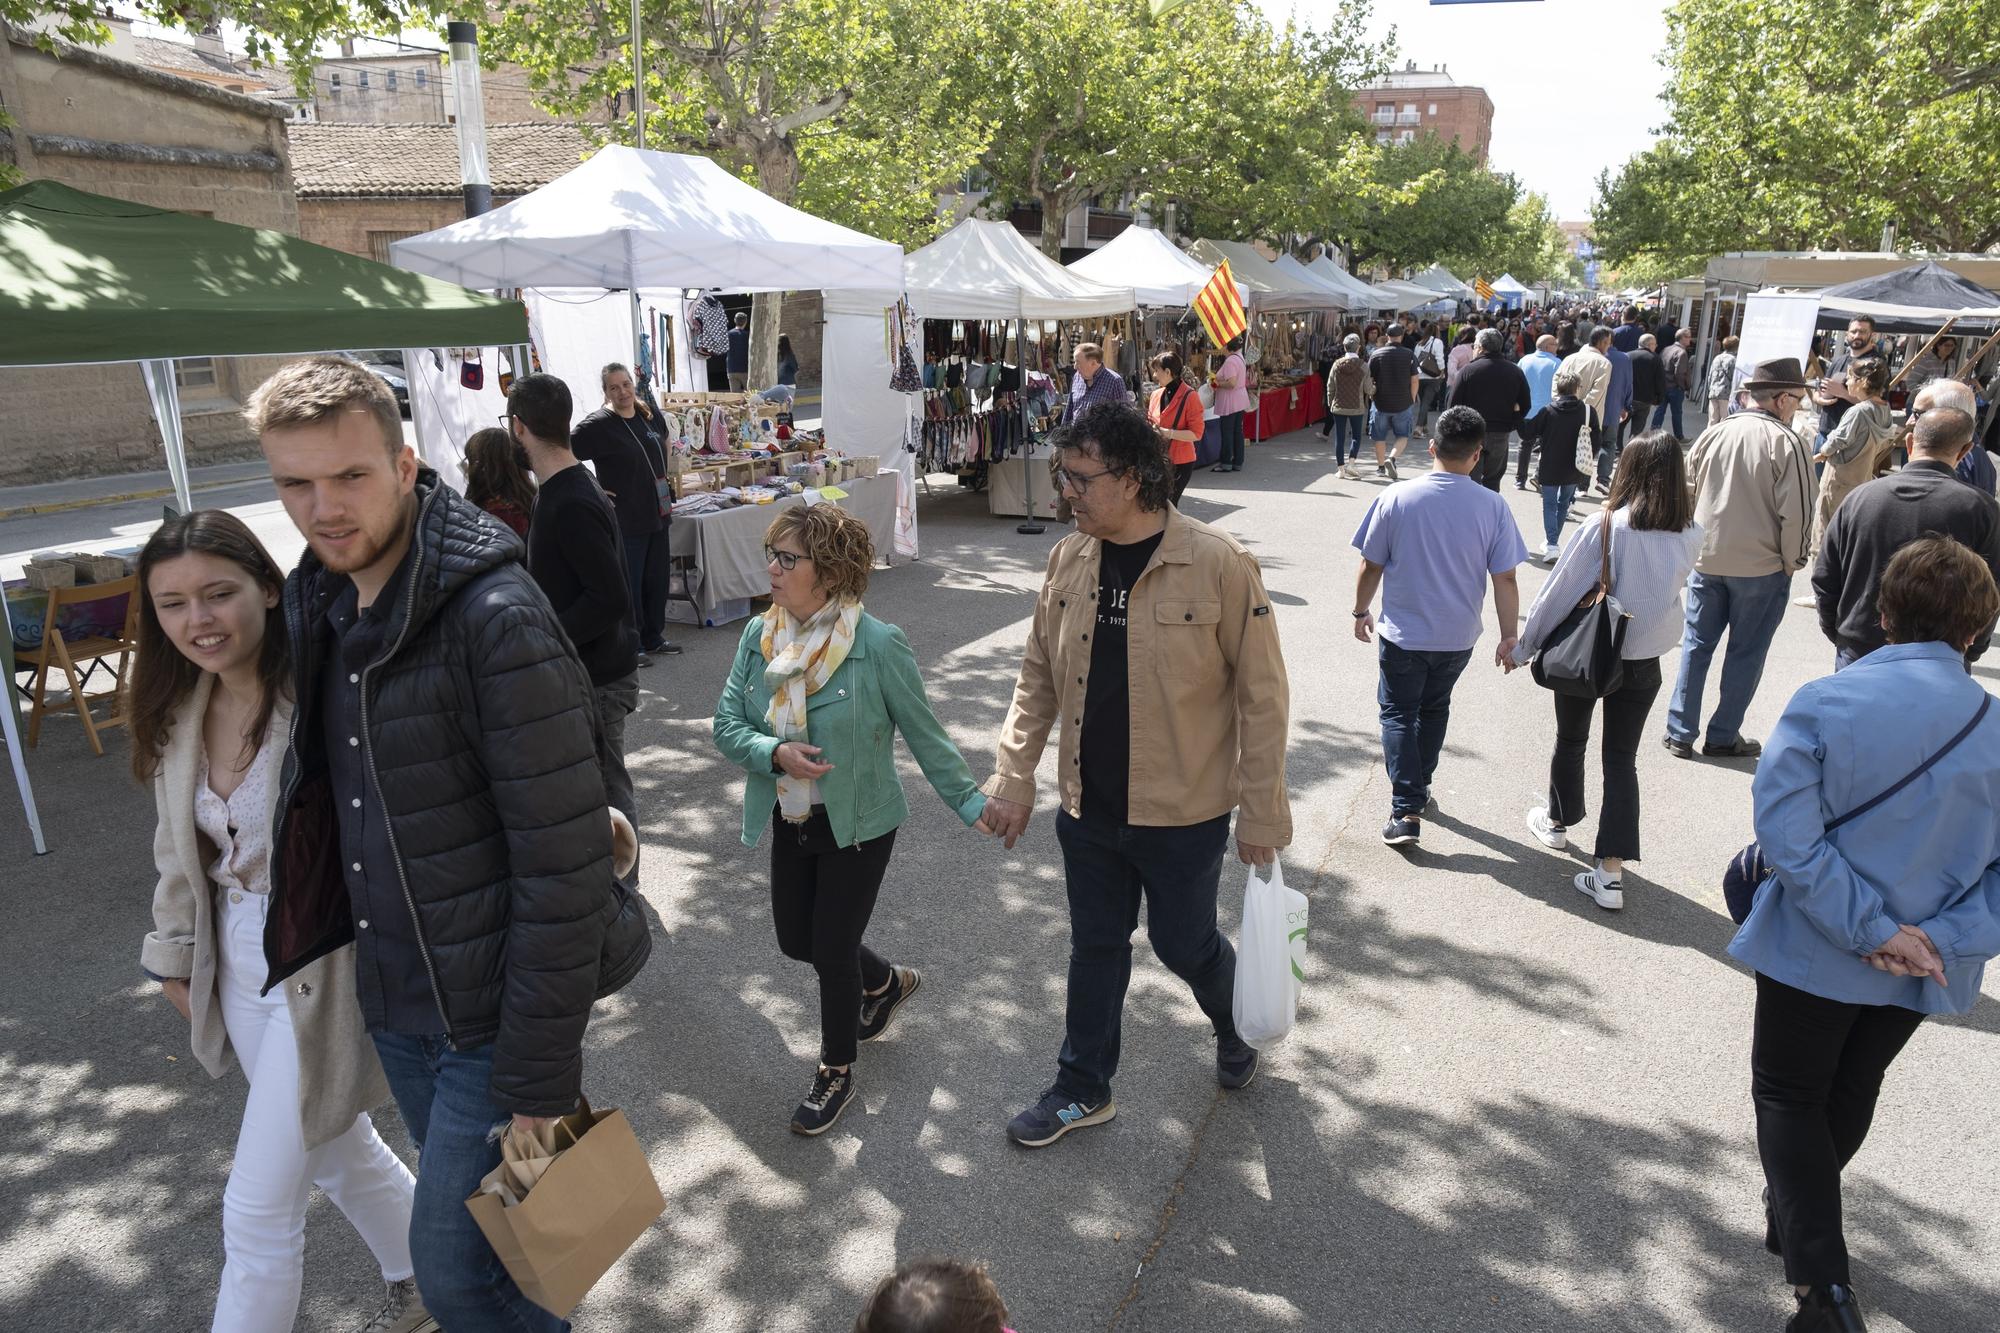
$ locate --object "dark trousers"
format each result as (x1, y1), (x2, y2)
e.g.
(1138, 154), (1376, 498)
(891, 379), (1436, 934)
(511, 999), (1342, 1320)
(1171, 460), (1194, 505)
(1054, 809), (1237, 1104)
(1652, 387), (1686, 438)
(1475, 432), (1510, 490)
(1218, 411), (1246, 468)
(1330, 413), (1364, 464)
(593, 672), (639, 885)
(1515, 428), (1539, 486)
(622, 528), (671, 652)
(1378, 638), (1473, 818)
(1752, 973), (1926, 1287)
(1547, 656), (1661, 860)
(769, 806), (897, 1067)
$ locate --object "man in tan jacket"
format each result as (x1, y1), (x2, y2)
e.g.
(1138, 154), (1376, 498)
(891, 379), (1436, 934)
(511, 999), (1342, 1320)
(1558, 324), (1615, 427)
(978, 400), (1292, 1148)
(1664, 357), (1818, 759)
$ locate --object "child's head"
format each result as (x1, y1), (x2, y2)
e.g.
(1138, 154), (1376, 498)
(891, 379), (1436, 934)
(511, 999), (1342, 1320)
(1850, 355), (1891, 399)
(855, 1259), (1009, 1333)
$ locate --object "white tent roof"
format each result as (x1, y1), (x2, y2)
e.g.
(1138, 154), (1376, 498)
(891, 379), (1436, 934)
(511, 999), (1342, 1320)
(1304, 255), (1398, 310)
(1188, 239), (1344, 312)
(1270, 254), (1355, 310)
(388, 145), (904, 293)
(1410, 264), (1475, 298)
(824, 217), (1133, 319)
(1491, 274), (1530, 293)
(1376, 279), (1455, 311)
(1066, 226), (1245, 308)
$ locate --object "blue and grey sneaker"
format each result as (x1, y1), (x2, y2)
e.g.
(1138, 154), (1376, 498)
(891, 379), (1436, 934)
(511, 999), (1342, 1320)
(1006, 1086), (1116, 1148)
(790, 1065), (854, 1137)
(859, 965), (921, 1043)
(1382, 816), (1421, 847)
(1217, 1036), (1259, 1090)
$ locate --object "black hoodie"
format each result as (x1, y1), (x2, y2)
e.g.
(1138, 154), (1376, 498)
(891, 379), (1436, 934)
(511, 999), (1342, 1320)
(1523, 395), (1598, 488)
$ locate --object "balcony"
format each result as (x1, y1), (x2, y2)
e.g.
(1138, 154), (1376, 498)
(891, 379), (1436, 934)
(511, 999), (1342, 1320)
(1372, 111), (1395, 126)
(1397, 112), (1422, 126)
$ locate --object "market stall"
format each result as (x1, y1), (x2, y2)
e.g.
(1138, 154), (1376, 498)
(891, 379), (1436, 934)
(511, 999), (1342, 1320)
(1409, 264), (1476, 301)
(1305, 254), (1400, 311)
(1187, 241), (1347, 441)
(1066, 224), (1246, 309)
(667, 471), (897, 624)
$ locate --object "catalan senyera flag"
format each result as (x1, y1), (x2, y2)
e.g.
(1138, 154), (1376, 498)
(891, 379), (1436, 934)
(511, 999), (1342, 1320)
(1473, 277), (1495, 302)
(1194, 260), (1248, 349)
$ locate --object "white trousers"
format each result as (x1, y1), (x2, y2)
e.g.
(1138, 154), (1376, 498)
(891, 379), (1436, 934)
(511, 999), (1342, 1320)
(211, 888), (415, 1333)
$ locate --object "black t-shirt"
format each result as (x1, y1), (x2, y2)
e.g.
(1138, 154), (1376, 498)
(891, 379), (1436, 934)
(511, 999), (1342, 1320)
(1079, 529), (1164, 825)
(571, 408), (665, 536)
(1369, 344), (1417, 413)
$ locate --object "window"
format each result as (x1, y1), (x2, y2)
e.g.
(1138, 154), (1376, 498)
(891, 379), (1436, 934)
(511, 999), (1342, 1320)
(387, 70), (398, 91)
(359, 71), (370, 90)
(1396, 129), (1415, 144)
(1376, 129), (1391, 145)
(368, 230), (420, 264)
(1428, 103), (1438, 116)
(175, 359), (218, 391)
(415, 67), (428, 88)
(329, 72), (341, 94)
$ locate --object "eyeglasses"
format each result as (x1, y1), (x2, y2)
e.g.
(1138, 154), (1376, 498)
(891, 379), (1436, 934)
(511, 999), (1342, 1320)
(1057, 465), (1119, 494)
(765, 547), (809, 572)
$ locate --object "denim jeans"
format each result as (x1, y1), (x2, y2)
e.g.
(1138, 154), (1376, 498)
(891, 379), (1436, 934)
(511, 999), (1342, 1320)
(1666, 570), (1792, 747)
(1053, 809), (1237, 1105)
(1652, 387), (1686, 438)
(1331, 413), (1364, 464)
(1540, 484), (1576, 548)
(1217, 411), (1246, 468)
(1595, 426), (1626, 487)
(372, 1036), (570, 1333)
(1377, 639), (1474, 818)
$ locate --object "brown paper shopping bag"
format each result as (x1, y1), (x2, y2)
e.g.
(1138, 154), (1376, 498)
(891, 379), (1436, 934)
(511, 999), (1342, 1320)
(464, 1099), (666, 1317)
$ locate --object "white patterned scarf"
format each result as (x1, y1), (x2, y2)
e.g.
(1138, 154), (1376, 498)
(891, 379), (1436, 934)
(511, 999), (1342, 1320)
(761, 597), (862, 823)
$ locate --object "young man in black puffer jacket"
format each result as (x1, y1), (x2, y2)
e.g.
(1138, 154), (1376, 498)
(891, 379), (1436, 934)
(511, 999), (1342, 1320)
(248, 356), (649, 1332)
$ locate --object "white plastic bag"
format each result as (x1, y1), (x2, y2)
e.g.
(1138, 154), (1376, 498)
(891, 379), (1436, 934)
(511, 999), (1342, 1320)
(1232, 859), (1309, 1050)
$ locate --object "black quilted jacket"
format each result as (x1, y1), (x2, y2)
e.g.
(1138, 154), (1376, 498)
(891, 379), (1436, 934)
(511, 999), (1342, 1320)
(265, 469), (651, 1115)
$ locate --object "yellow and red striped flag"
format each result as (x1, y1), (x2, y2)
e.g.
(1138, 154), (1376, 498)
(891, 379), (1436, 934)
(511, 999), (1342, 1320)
(1194, 259), (1248, 348)
(1473, 277), (1495, 301)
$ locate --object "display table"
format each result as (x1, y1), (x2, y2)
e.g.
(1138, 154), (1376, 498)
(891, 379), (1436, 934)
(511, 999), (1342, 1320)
(1247, 374), (1324, 441)
(667, 472), (896, 626)
(986, 452), (1062, 520)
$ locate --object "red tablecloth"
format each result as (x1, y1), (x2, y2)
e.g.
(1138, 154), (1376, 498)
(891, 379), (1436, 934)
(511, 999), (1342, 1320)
(1247, 374), (1325, 441)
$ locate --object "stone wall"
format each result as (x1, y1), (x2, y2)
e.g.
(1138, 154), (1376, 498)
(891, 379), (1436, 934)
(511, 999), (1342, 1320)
(298, 193), (528, 260)
(0, 28), (300, 486)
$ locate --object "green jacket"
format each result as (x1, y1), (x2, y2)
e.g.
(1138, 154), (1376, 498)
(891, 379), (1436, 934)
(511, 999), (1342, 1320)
(713, 611), (987, 848)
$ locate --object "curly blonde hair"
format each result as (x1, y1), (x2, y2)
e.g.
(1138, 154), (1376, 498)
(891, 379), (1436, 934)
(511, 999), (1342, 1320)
(767, 503), (874, 602)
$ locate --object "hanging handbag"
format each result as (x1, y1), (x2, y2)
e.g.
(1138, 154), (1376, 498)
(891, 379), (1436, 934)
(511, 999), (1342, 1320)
(460, 350), (485, 391)
(1723, 693), (1991, 924)
(1530, 509), (1627, 698)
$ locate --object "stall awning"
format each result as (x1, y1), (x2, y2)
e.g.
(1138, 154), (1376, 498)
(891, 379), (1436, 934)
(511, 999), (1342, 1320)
(1809, 261), (2000, 333)
(0, 180), (525, 366)
(1066, 225), (1245, 309)
(825, 217), (1132, 320)
(1187, 240), (1343, 313)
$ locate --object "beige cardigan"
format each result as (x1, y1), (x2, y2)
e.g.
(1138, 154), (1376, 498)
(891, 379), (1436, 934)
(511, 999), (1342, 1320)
(138, 676), (390, 1151)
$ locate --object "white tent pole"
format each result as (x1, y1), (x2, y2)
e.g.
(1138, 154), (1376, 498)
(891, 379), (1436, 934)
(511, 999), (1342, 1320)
(140, 359), (194, 514)
(0, 641), (47, 854)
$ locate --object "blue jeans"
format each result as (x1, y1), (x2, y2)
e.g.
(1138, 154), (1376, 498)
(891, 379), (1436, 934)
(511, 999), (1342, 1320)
(1666, 570), (1792, 747)
(1652, 387), (1685, 438)
(1054, 810), (1237, 1104)
(1377, 639), (1474, 818)
(1331, 413), (1364, 463)
(1540, 484), (1576, 547)
(373, 1036), (569, 1333)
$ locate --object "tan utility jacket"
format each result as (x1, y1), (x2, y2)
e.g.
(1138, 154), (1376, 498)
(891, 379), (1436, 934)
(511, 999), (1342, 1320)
(1687, 408), (1817, 578)
(984, 506), (1293, 847)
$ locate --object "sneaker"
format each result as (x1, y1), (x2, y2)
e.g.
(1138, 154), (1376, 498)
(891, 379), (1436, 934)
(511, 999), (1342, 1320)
(1217, 1036), (1259, 1090)
(790, 1065), (855, 1136)
(1340, 463), (1362, 481)
(1381, 816), (1421, 847)
(1540, 542), (1560, 562)
(1526, 807), (1568, 850)
(358, 1278), (437, 1333)
(1515, 481), (1529, 491)
(636, 652), (654, 669)
(1007, 1086), (1116, 1148)
(858, 965), (921, 1043)
(1662, 735), (1695, 759)
(643, 639), (684, 656)
(1702, 736), (1763, 758)
(1574, 866), (1624, 911)
(1375, 463), (1387, 477)
(1385, 456), (1400, 481)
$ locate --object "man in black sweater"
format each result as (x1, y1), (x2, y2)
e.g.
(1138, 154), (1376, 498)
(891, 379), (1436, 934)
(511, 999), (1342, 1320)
(1813, 407), (2000, 670)
(1446, 329), (1532, 491)
(1628, 333), (1668, 442)
(509, 373), (644, 878)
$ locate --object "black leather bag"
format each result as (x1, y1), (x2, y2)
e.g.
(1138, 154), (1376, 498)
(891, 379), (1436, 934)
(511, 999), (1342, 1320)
(1531, 511), (1627, 698)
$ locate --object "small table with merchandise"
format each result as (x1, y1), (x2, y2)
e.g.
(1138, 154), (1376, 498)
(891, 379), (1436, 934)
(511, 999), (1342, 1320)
(667, 472), (897, 626)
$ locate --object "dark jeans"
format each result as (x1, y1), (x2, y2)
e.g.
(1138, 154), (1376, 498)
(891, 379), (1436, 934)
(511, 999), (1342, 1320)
(1217, 411), (1246, 468)
(1596, 419), (1629, 487)
(769, 805), (896, 1067)
(622, 528), (671, 652)
(1666, 570), (1792, 747)
(372, 1036), (567, 1333)
(1548, 656), (1662, 860)
(1752, 973), (1926, 1287)
(1475, 432), (1510, 490)
(593, 672), (639, 886)
(1054, 809), (1237, 1104)
(1378, 639), (1474, 818)
(1417, 376), (1443, 427)
(1651, 387), (1685, 438)
(1331, 413), (1364, 464)
(1171, 460), (1194, 505)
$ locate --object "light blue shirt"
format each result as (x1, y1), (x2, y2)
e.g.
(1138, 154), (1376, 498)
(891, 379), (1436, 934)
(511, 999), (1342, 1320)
(1729, 642), (2000, 1014)
(1353, 471), (1528, 653)
(1521, 350), (1562, 417)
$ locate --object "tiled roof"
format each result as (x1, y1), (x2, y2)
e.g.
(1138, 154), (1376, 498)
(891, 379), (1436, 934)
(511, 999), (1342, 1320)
(287, 121), (592, 198)
(130, 35), (287, 92)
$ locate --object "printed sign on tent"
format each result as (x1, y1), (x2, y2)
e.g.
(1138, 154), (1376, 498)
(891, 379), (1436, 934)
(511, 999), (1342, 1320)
(1733, 292), (1823, 397)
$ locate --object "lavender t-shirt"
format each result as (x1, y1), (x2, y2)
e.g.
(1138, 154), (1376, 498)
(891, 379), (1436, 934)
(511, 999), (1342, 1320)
(1353, 471), (1528, 652)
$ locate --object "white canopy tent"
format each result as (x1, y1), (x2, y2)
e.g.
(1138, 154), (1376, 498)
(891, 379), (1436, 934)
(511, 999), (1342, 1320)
(1270, 255), (1354, 310)
(1066, 225), (1246, 308)
(1188, 239), (1345, 313)
(1376, 279), (1456, 313)
(822, 218), (1136, 512)
(1305, 255), (1399, 311)
(1410, 264), (1476, 299)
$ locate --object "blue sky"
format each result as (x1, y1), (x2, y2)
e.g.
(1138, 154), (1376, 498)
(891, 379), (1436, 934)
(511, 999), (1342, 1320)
(1272, 0), (1673, 219)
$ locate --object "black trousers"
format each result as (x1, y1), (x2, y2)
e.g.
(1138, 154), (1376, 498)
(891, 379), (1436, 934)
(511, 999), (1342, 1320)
(1171, 460), (1194, 504)
(769, 806), (897, 1066)
(1547, 655), (1661, 860)
(1475, 432), (1510, 490)
(1515, 430), (1539, 486)
(1752, 973), (1926, 1287)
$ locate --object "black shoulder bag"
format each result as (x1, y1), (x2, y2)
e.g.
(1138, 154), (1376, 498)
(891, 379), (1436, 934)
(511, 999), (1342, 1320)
(1530, 510), (1627, 698)
(1724, 693), (1993, 924)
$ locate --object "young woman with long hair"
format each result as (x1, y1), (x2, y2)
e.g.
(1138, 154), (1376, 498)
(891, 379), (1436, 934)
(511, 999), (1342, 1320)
(132, 510), (425, 1333)
(1508, 431), (1704, 911)
(462, 425), (537, 538)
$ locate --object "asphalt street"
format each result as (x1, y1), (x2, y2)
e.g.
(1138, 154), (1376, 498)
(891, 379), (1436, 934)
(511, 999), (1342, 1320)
(2, 427), (1994, 1332)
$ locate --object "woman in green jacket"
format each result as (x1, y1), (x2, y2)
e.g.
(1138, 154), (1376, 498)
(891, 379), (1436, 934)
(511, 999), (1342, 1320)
(713, 503), (987, 1135)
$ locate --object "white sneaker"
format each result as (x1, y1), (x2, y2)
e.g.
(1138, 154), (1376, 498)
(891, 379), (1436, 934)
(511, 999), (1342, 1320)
(1574, 867), (1624, 911)
(1526, 807), (1567, 850)
(1340, 463), (1362, 481)
(359, 1278), (438, 1333)
(1540, 542), (1560, 563)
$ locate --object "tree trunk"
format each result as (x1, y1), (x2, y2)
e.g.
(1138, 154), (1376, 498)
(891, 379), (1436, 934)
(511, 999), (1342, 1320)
(748, 141), (804, 391)
(1037, 187), (1068, 260)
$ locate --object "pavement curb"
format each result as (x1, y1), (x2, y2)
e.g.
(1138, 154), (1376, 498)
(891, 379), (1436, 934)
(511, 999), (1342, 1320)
(0, 474), (262, 521)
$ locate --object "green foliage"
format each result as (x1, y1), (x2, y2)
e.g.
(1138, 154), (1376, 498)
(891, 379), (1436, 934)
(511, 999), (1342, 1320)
(1342, 134), (1527, 277)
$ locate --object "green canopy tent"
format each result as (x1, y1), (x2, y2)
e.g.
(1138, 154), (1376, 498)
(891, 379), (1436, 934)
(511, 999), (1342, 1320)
(0, 180), (527, 852)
